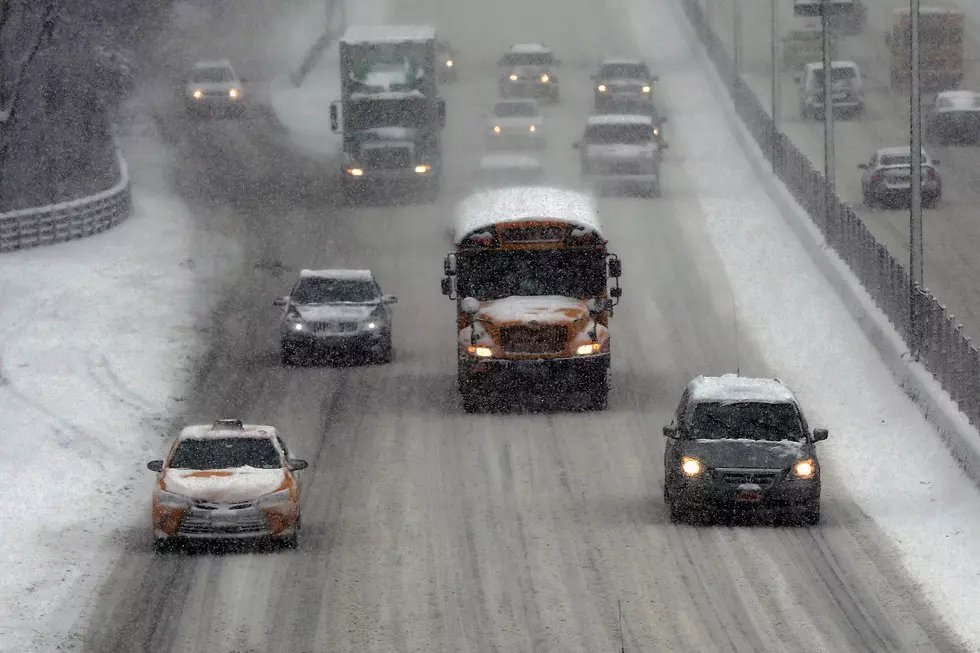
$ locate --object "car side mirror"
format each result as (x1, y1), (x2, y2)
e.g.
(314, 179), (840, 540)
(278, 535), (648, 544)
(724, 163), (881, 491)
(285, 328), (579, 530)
(572, 141), (581, 149)
(662, 425), (678, 438)
(330, 102), (339, 132)
(857, 163), (867, 169)
(383, 295), (398, 304)
(793, 75), (801, 83)
(658, 142), (669, 150)
(659, 117), (668, 123)
(441, 277), (452, 296)
(147, 460), (164, 472)
(274, 296), (288, 307)
(812, 428), (829, 442)
(288, 459), (309, 471)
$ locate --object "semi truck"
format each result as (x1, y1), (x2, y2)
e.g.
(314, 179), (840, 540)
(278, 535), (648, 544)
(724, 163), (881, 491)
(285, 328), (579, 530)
(887, 8), (964, 93)
(330, 25), (446, 204)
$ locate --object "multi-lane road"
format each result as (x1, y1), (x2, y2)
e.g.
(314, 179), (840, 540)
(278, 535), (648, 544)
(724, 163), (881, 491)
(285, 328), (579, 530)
(72, 0), (972, 650)
(707, 0), (980, 343)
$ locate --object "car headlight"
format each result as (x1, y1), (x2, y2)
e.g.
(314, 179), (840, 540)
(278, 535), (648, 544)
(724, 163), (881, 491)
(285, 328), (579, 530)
(347, 167), (364, 176)
(192, 89), (203, 99)
(792, 459), (816, 479)
(509, 74), (518, 81)
(493, 125), (501, 133)
(681, 457), (703, 476)
(528, 125), (536, 133)
(575, 342), (601, 355)
(228, 88), (239, 98)
(157, 490), (192, 509)
(446, 60), (453, 67)
(642, 85), (651, 93)
(540, 73), (550, 83)
(257, 488), (292, 508)
(286, 306), (306, 331)
(414, 164), (430, 174)
(653, 127), (660, 137)
(467, 345), (492, 358)
(597, 84), (607, 92)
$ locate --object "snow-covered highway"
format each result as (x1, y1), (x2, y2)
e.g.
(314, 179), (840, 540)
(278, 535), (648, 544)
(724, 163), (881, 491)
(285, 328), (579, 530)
(6, 0), (980, 649)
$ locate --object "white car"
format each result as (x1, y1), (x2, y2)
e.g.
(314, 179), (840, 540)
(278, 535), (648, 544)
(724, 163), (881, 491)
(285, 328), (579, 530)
(574, 114), (665, 196)
(486, 99), (545, 148)
(184, 59), (245, 117)
(497, 44), (560, 102)
(472, 154), (545, 188)
(275, 269), (397, 364)
(858, 146), (942, 209)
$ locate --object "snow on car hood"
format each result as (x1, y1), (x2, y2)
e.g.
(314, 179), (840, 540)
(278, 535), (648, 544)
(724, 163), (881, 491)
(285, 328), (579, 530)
(163, 467), (286, 503)
(684, 438), (806, 470)
(586, 143), (653, 158)
(295, 303), (377, 322)
(476, 295), (589, 325)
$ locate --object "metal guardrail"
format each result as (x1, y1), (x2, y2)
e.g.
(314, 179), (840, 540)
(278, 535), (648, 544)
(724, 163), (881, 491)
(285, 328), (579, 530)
(678, 0), (980, 427)
(0, 145), (131, 253)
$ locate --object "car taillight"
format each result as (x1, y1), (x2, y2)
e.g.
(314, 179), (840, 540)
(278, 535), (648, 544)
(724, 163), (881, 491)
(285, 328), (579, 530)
(870, 174), (883, 184)
(927, 168), (938, 180)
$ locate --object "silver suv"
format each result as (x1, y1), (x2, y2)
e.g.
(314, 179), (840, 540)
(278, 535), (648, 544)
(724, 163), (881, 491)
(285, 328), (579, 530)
(275, 269), (397, 364)
(573, 114), (666, 196)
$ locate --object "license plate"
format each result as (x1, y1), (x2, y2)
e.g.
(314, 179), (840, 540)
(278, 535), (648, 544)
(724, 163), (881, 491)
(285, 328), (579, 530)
(735, 490), (761, 502)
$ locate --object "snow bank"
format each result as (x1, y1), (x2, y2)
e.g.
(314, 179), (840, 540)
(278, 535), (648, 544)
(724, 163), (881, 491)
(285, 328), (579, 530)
(0, 102), (239, 650)
(624, 0), (980, 646)
(267, 0), (392, 158)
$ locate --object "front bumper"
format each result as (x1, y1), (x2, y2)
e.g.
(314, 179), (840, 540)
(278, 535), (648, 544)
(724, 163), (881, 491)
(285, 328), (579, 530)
(669, 471), (819, 513)
(804, 97), (863, 112)
(282, 327), (387, 352)
(185, 96), (243, 113)
(460, 353), (609, 391)
(154, 502), (297, 541)
(486, 130), (545, 148)
(501, 80), (559, 99)
(594, 92), (654, 109)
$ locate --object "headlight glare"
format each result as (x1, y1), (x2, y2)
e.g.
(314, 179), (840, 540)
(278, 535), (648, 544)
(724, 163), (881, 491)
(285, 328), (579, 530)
(467, 345), (492, 358)
(192, 89), (203, 99)
(414, 164), (430, 174)
(540, 73), (550, 83)
(528, 125), (536, 132)
(681, 457), (702, 476)
(509, 74), (518, 81)
(576, 343), (601, 355)
(642, 85), (651, 93)
(446, 60), (453, 67)
(793, 460), (815, 478)
(493, 125), (501, 133)
(597, 84), (607, 92)
(347, 168), (364, 176)
(228, 88), (239, 98)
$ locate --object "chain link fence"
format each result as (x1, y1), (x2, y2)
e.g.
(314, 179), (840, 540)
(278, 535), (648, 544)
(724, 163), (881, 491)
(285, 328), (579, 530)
(678, 0), (980, 427)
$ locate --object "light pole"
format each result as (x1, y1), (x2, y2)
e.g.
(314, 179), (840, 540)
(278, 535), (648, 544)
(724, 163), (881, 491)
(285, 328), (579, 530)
(909, 0), (924, 355)
(734, 0), (742, 79)
(821, 0), (836, 244)
(771, 0), (781, 163)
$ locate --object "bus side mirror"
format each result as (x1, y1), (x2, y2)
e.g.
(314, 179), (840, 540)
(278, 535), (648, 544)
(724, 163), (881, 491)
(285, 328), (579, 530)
(444, 255), (456, 276)
(608, 258), (622, 277)
(437, 99), (446, 127)
(610, 286), (623, 298)
(330, 102), (339, 132)
(441, 277), (452, 296)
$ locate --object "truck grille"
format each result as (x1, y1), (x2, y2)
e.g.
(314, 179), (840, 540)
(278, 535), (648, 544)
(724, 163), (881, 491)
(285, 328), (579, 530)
(605, 162), (644, 175)
(363, 147), (411, 169)
(500, 325), (567, 354)
(716, 469), (781, 489)
(309, 321), (359, 333)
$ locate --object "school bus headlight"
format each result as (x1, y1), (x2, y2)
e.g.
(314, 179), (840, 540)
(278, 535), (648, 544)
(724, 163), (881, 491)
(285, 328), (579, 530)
(576, 343), (602, 355)
(347, 168), (363, 176)
(468, 345), (493, 358)
(681, 457), (703, 476)
(414, 164), (430, 174)
(642, 85), (651, 93)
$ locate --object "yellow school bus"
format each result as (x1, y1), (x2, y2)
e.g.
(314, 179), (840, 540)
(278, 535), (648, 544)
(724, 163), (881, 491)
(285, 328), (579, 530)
(440, 187), (622, 412)
(888, 8), (964, 93)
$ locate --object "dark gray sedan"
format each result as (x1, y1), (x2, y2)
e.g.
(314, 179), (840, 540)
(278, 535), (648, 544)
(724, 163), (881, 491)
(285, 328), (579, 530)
(662, 374), (828, 525)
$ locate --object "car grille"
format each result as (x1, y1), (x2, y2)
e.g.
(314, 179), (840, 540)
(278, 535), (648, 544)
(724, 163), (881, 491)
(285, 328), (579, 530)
(178, 504), (269, 535)
(363, 147), (411, 169)
(715, 469), (781, 489)
(604, 162), (645, 175)
(500, 325), (567, 354)
(309, 321), (359, 333)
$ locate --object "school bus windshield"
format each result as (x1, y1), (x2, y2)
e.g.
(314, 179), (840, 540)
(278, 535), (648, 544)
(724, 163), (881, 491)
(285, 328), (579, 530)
(455, 250), (607, 300)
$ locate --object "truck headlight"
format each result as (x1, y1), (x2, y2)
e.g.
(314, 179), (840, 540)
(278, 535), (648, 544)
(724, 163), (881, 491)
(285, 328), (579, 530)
(257, 488), (291, 508)
(467, 345), (492, 358)
(575, 343), (601, 355)
(792, 460), (816, 479)
(681, 457), (703, 477)
(528, 125), (536, 133)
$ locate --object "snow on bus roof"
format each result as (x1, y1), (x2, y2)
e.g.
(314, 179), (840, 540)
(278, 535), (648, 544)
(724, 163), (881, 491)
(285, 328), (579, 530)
(350, 90), (426, 100)
(341, 25), (436, 44)
(453, 187), (602, 243)
(688, 374), (798, 404)
(300, 269), (374, 280)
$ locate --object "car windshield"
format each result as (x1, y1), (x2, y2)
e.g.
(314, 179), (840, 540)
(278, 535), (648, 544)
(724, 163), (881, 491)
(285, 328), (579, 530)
(169, 437), (281, 470)
(493, 102), (538, 118)
(192, 67), (234, 83)
(689, 401), (805, 441)
(585, 123), (652, 144)
(812, 67), (856, 84)
(500, 52), (554, 66)
(455, 250), (607, 299)
(292, 277), (378, 303)
(599, 63), (649, 79)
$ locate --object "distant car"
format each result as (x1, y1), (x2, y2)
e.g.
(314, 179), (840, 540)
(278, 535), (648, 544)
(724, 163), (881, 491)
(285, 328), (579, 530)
(591, 57), (658, 112)
(498, 44), (560, 102)
(486, 99), (545, 148)
(662, 375), (828, 525)
(275, 269), (397, 364)
(146, 419), (308, 551)
(184, 59), (245, 117)
(574, 114), (666, 196)
(926, 90), (980, 145)
(436, 39), (459, 83)
(472, 154), (545, 188)
(797, 60), (864, 119)
(858, 146), (942, 209)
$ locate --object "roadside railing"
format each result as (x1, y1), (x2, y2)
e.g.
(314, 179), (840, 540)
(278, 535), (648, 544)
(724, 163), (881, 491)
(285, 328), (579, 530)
(678, 0), (980, 426)
(0, 144), (131, 253)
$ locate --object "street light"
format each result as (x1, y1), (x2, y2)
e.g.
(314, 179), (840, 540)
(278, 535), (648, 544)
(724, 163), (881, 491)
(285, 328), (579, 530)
(908, 0), (925, 356)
